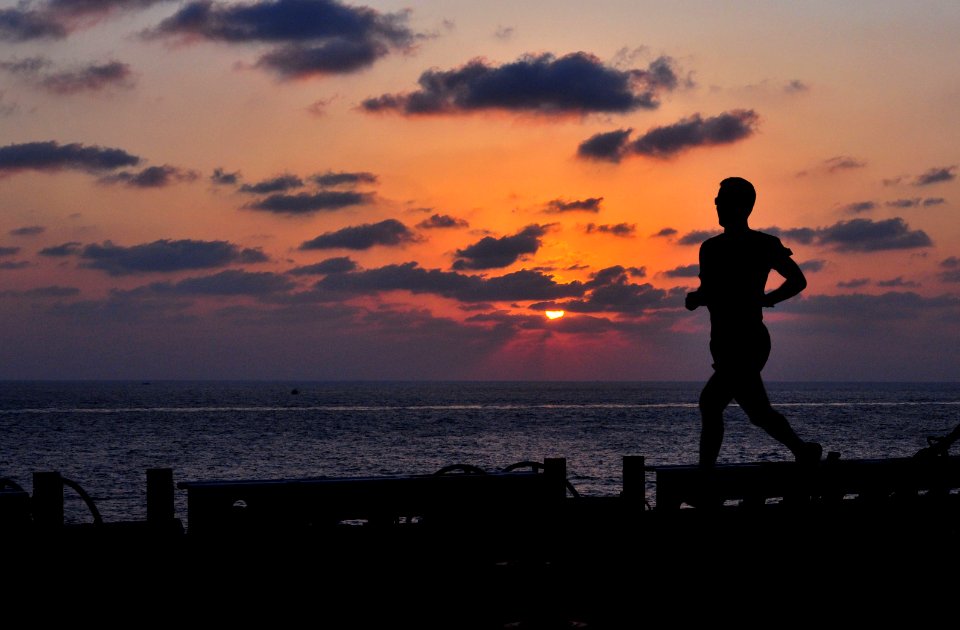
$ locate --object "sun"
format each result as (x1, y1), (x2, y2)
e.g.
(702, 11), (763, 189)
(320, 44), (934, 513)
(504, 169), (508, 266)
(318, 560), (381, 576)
(544, 310), (565, 320)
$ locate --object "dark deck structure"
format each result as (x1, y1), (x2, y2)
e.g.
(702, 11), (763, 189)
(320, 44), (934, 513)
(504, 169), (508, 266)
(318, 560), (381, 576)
(4, 455), (960, 627)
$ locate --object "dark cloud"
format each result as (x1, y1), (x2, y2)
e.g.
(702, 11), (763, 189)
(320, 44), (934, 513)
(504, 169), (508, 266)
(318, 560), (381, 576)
(544, 197), (602, 213)
(99, 165), (199, 188)
(0, 141), (139, 175)
(584, 223), (636, 237)
(885, 199), (920, 209)
(239, 174), (304, 194)
(311, 170), (377, 187)
(914, 166), (956, 186)
(841, 201), (876, 214)
(39, 242), (82, 257)
(838, 278), (869, 289)
(416, 214), (469, 229)
(798, 259), (826, 273)
(923, 198), (946, 207)
(761, 226), (817, 245)
(877, 277), (920, 288)
(0, 260), (30, 269)
(77, 239), (269, 275)
(629, 110), (759, 158)
(0, 285), (79, 297)
(784, 80), (808, 93)
(287, 256), (357, 275)
(677, 229), (720, 245)
(317, 262), (585, 302)
(299, 218), (415, 250)
(533, 267), (670, 314)
(0, 8), (66, 41)
(824, 156), (866, 173)
(0, 1), (175, 41)
(211, 167), (240, 185)
(781, 291), (960, 321)
(663, 264), (699, 278)
(814, 217), (932, 252)
(124, 269), (295, 296)
(248, 190), (372, 214)
(146, 0), (417, 78)
(361, 53), (680, 115)
(940, 257), (960, 283)
(576, 128), (632, 162)
(452, 224), (547, 270)
(40, 61), (133, 94)
(652, 227), (677, 238)
(9, 225), (44, 236)
(0, 246), (20, 256)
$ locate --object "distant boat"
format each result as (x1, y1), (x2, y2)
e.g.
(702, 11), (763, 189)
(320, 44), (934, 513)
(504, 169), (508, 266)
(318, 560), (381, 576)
(290, 388), (300, 395)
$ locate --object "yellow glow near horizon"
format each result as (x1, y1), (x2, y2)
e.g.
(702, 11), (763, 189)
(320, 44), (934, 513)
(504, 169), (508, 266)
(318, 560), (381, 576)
(545, 310), (565, 320)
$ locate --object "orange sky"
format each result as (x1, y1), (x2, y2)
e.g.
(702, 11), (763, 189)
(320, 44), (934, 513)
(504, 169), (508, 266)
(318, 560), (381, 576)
(0, 0), (957, 380)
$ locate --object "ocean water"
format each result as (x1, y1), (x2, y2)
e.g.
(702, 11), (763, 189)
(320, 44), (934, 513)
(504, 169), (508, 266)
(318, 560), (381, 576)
(2, 381), (959, 525)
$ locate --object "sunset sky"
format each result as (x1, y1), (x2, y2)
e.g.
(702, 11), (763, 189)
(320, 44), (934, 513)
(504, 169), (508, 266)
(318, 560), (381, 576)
(0, 0), (958, 381)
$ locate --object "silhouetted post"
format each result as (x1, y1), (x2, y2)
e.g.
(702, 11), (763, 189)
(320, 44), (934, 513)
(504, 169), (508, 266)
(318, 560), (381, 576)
(147, 468), (175, 525)
(543, 458), (567, 501)
(32, 471), (63, 528)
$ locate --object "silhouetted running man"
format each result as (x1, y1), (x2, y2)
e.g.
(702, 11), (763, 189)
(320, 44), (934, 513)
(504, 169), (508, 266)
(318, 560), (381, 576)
(686, 177), (822, 467)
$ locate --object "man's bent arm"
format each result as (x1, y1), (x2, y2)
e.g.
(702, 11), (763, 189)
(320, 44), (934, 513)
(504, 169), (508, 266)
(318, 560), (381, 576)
(763, 256), (807, 307)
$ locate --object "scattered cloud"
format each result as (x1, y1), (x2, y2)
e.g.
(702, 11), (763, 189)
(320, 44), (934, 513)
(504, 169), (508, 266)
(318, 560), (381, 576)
(885, 198), (920, 209)
(663, 264), (698, 278)
(0, 285), (79, 297)
(0, 141), (139, 175)
(877, 276), (920, 288)
(38, 242), (82, 257)
(652, 227), (677, 238)
(677, 229), (720, 245)
(494, 25), (514, 40)
(914, 166), (956, 186)
(798, 155), (867, 176)
(9, 225), (44, 236)
(145, 0), (419, 79)
(578, 110), (758, 161)
(762, 226), (817, 245)
(71, 239), (269, 275)
(287, 256), (357, 275)
(840, 201), (876, 214)
(532, 266), (672, 314)
(211, 168), (240, 185)
(416, 214), (469, 229)
(317, 262), (585, 302)
(0, 260), (30, 269)
(838, 278), (870, 289)
(923, 198), (946, 207)
(576, 128), (633, 162)
(940, 257), (960, 283)
(2, 57), (135, 94)
(798, 259), (826, 273)
(99, 165), (199, 188)
(239, 174), (304, 194)
(452, 224), (547, 270)
(311, 170), (377, 187)
(814, 217), (932, 252)
(544, 197), (602, 213)
(122, 269), (296, 297)
(362, 52), (681, 115)
(0, 246), (20, 256)
(784, 79), (809, 93)
(584, 223), (636, 237)
(0, 1), (176, 41)
(299, 218), (416, 250)
(248, 190), (372, 214)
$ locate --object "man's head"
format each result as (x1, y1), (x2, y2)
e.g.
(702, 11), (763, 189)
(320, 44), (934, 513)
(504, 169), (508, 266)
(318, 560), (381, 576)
(715, 177), (756, 229)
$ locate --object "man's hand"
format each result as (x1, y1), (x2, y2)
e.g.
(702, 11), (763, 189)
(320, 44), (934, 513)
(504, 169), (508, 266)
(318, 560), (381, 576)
(685, 291), (701, 311)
